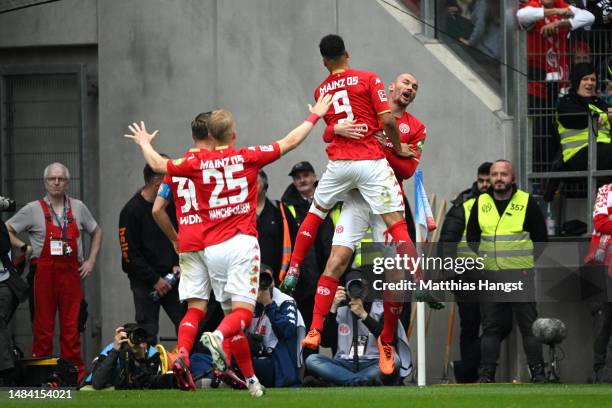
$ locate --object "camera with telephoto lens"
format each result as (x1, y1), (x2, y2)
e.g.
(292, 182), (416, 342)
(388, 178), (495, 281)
(340, 269), (366, 306)
(259, 271), (273, 290)
(0, 196), (16, 212)
(122, 323), (148, 349)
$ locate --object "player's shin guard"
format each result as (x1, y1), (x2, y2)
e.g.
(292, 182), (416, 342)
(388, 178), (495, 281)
(216, 308), (253, 339)
(381, 301), (403, 343)
(310, 275), (340, 332)
(177, 308), (205, 355)
(222, 338), (233, 365)
(289, 209), (326, 269)
(230, 331), (255, 378)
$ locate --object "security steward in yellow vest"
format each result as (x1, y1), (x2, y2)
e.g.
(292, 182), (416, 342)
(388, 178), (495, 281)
(556, 63), (612, 174)
(438, 162), (492, 383)
(466, 160), (547, 383)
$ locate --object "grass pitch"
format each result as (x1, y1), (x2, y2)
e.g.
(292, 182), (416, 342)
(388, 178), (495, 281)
(4, 384), (612, 408)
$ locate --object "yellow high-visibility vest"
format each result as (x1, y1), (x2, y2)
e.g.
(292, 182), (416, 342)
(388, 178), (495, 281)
(456, 197), (478, 259)
(477, 190), (534, 271)
(556, 103), (611, 163)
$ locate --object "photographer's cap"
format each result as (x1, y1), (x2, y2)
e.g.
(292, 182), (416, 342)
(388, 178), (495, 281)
(289, 161), (315, 176)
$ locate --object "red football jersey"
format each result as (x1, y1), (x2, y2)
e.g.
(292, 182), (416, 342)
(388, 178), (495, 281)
(315, 68), (390, 161)
(160, 149), (206, 253)
(381, 112), (427, 185)
(166, 143), (281, 248)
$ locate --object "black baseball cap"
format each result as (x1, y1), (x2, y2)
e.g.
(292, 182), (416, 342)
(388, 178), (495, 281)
(288, 161), (315, 176)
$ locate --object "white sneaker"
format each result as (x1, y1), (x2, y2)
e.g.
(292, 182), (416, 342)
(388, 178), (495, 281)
(247, 378), (265, 398)
(200, 332), (227, 371)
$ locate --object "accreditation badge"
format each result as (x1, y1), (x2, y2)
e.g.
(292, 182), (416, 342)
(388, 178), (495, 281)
(50, 239), (64, 256)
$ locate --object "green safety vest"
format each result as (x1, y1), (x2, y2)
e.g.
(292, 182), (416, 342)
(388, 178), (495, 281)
(477, 190), (534, 271)
(556, 103), (611, 163)
(456, 197), (478, 259)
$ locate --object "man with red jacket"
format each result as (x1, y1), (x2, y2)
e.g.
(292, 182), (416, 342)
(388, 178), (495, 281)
(586, 183), (612, 382)
(301, 73), (425, 360)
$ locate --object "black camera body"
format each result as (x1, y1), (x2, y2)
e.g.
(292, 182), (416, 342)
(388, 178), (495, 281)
(0, 196), (16, 212)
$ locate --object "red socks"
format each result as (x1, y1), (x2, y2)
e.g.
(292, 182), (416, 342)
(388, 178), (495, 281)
(222, 338), (233, 364)
(229, 331), (255, 378)
(310, 275), (340, 332)
(387, 219), (422, 280)
(289, 212), (324, 269)
(177, 307), (205, 353)
(381, 301), (403, 343)
(216, 308), (253, 339)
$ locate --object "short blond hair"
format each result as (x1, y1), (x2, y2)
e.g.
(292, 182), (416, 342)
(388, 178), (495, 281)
(207, 109), (235, 143)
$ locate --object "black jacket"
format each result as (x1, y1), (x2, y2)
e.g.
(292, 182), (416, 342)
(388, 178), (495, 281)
(280, 183), (334, 304)
(438, 183), (481, 259)
(118, 191), (179, 287)
(256, 198), (284, 279)
(557, 92), (609, 132)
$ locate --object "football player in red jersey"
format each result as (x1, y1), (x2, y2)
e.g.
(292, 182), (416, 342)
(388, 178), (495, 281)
(151, 112), (214, 390)
(282, 35), (420, 375)
(125, 93), (332, 396)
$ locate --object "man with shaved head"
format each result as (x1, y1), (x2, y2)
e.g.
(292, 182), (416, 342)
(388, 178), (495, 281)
(466, 159), (548, 383)
(301, 72), (426, 379)
(6, 162), (102, 383)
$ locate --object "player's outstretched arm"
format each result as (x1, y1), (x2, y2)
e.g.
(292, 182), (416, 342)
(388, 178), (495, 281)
(277, 93), (332, 156)
(124, 121), (169, 173)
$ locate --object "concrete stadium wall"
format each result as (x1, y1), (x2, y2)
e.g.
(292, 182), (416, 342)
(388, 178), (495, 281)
(1, 0), (594, 384)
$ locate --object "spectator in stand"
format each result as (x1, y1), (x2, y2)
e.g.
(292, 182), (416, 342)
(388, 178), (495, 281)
(118, 164), (184, 344)
(304, 271), (411, 387)
(556, 63), (612, 173)
(459, 0), (501, 60)
(517, 0), (594, 101)
(280, 162), (336, 329)
(585, 182), (612, 383)
(256, 170), (284, 281)
(246, 264), (305, 388)
(517, 1), (595, 175)
(439, 161), (492, 383)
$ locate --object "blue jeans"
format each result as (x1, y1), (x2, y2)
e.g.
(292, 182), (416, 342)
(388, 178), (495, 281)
(305, 354), (395, 386)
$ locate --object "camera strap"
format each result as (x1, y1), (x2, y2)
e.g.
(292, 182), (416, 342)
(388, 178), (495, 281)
(352, 313), (359, 372)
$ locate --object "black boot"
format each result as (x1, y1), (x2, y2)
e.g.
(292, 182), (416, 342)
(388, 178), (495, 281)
(477, 365), (496, 383)
(529, 363), (547, 384)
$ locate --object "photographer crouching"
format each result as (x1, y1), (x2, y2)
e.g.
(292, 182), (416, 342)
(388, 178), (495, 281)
(304, 270), (412, 386)
(0, 195), (27, 386)
(85, 324), (178, 390)
(245, 264), (305, 388)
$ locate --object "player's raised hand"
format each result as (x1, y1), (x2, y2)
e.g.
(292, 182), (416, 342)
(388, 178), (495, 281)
(309, 93), (333, 117)
(334, 120), (367, 140)
(124, 121), (159, 146)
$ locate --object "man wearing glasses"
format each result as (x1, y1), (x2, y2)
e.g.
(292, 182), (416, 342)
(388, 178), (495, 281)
(5, 162), (102, 383)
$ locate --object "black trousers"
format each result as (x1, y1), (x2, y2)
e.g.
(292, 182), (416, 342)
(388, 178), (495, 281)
(0, 282), (16, 372)
(457, 301), (481, 369)
(592, 302), (612, 377)
(129, 276), (185, 344)
(479, 302), (543, 371)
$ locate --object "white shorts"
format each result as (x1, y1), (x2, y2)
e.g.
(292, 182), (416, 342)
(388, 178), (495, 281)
(332, 190), (389, 249)
(314, 159), (404, 215)
(178, 233), (260, 308)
